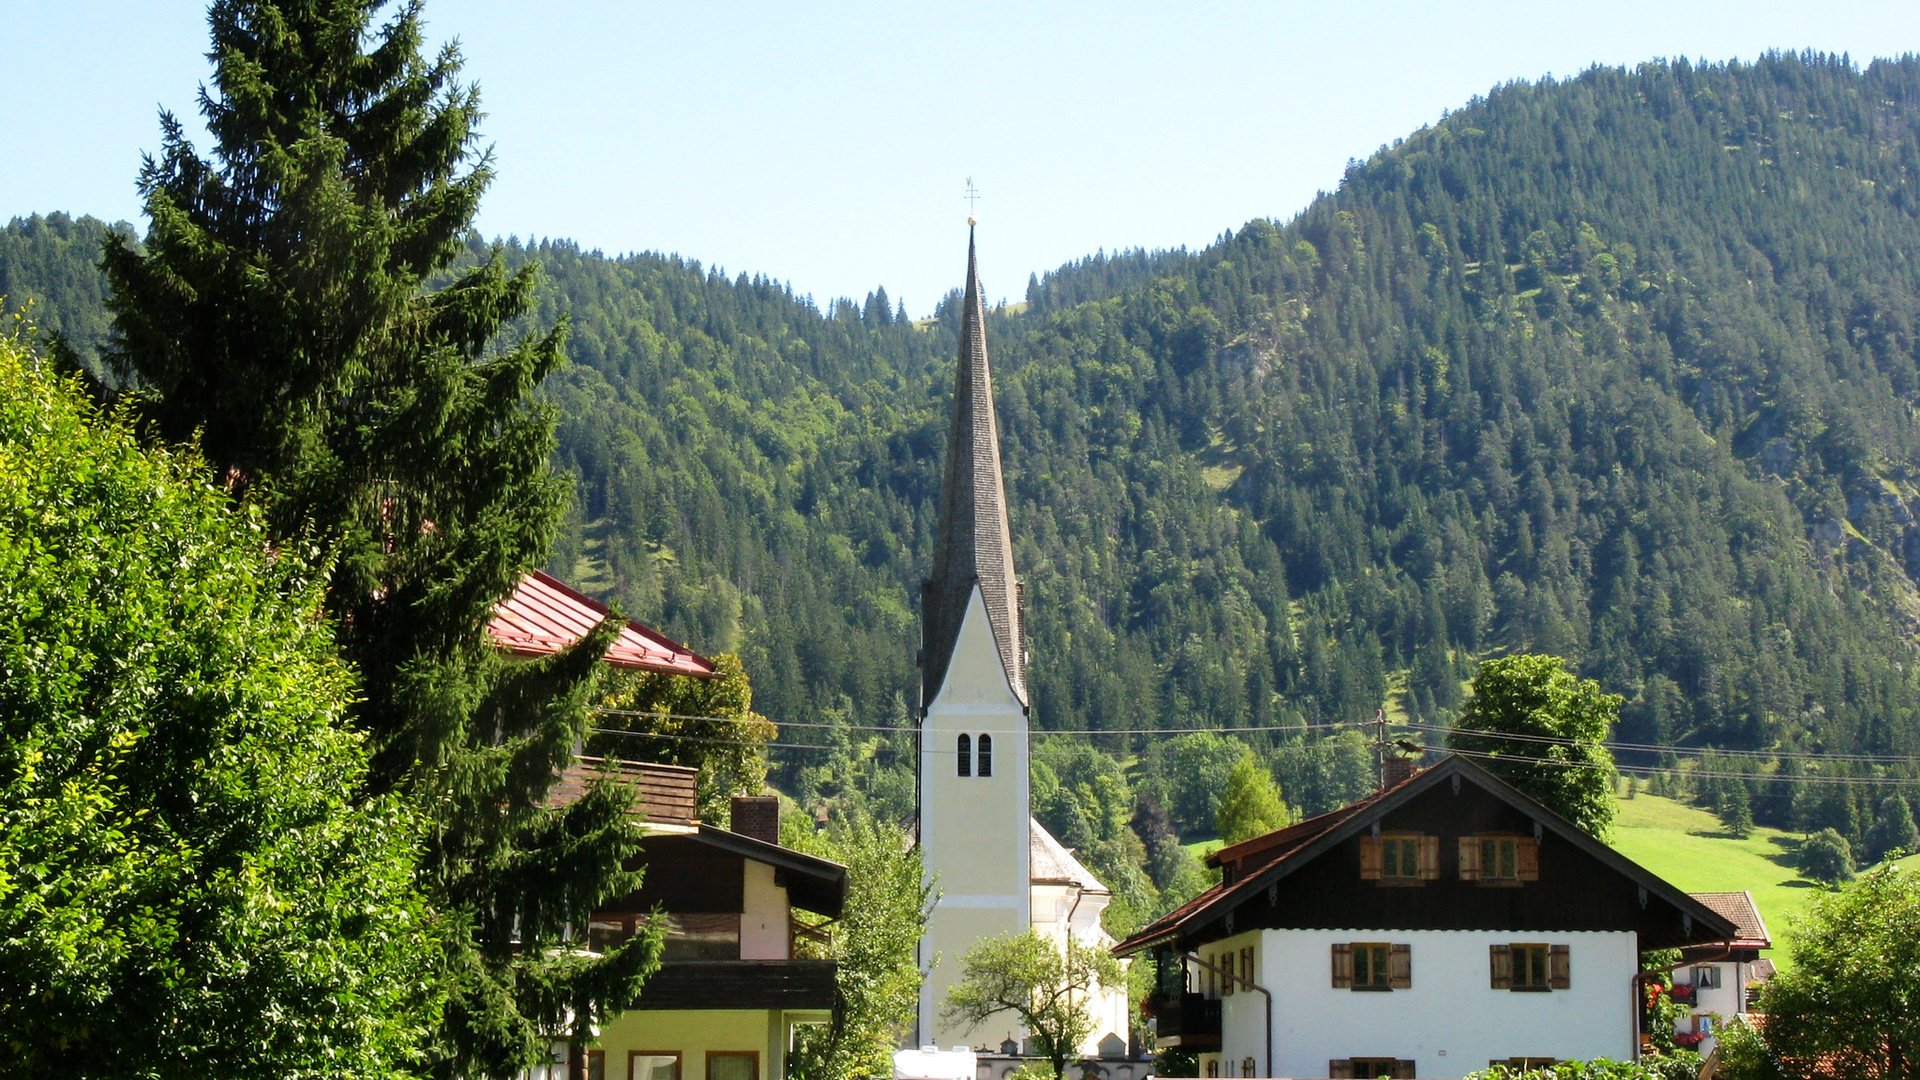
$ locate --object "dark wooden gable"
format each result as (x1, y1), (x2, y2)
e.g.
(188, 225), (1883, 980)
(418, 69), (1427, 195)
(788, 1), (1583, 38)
(617, 833), (746, 914)
(1142, 756), (1735, 953)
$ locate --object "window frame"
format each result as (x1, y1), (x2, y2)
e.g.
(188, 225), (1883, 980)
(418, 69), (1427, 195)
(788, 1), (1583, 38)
(629, 1051), (682, 1080)
(977, 733), (992, 777)
(956, 733), (971, 777)
(1459, 834), (1540, 885)
(1693, 964), (1722, 989)
(1332, 941), (1411, 991)
(1490, 943), (1569, 991)
(705, 1051), (758, 1080)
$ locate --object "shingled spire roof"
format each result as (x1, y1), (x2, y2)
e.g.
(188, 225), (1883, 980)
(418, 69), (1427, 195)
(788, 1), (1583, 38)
(921, 224), (1027, 709)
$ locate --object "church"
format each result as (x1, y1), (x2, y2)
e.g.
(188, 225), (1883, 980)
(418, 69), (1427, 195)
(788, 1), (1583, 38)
(915, 223), (1131, 1056)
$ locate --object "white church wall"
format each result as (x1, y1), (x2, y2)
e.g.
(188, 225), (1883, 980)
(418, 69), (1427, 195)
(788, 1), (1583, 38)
(920, 583), (1031, 1047)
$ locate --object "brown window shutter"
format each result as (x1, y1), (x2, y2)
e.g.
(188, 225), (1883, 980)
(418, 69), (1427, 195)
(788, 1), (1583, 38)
(1390, 943), (1412, 989)
(1518, 837), (1541, 881)
(1394, 1062), (1416, 1079)
(1221, 952), (1234, 996)
(1329, 1061), (1354, 1080)
(1419, 835), (1440, 880)
(1360, 835), (1383, 880)
(1489, 943), (1513, 989)
(1550, 943), (1571, 989)
(1241, 946), (1254, 988)
(1331, 942), (1354, 988)
(1458, 836), (1481, 880)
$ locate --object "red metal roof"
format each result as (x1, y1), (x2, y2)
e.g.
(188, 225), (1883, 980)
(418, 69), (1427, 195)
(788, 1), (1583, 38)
(488, 570), (715, 677)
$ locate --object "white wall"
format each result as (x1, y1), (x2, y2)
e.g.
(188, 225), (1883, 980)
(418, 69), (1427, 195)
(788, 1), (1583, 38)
(740, 860), (788, 961)
(920, 585), (1031, 1047)
(1214, 928), (1638, 1080)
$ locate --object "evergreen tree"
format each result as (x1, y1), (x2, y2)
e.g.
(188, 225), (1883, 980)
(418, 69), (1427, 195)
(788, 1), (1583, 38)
(1866, 794), (1919, 864)
(100, 2), (654, 1075)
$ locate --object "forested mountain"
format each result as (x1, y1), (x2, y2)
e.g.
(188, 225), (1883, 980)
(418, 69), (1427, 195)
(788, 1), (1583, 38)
(10, 53), (1920, 836)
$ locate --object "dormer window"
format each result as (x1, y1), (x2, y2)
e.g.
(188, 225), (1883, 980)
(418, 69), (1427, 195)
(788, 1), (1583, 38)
(957, 734), (971, 777)
(978, 733), (993, 777)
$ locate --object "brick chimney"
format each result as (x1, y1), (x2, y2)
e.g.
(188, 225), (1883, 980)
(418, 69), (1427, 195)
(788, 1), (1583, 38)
(730, 795), (780, 845)
(1383, 756), (1416, 790)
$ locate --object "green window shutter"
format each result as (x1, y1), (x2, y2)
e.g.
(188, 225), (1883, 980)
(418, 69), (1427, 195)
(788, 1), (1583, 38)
(1390, 943), (1412, 989)
(1550, 944), (1571, 989)
(1489, 943), (1513, 989)
(1332, 942), (1354, 988)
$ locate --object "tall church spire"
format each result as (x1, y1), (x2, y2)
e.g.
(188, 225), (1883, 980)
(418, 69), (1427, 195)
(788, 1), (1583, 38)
(922, 223), (1027, 709)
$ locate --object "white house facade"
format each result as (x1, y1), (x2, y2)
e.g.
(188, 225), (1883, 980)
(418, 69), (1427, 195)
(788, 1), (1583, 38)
(1119, 755), (1740, 1080)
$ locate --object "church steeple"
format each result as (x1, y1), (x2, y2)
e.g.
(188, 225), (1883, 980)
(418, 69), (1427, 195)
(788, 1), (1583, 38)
(922, 223), (1027, 709)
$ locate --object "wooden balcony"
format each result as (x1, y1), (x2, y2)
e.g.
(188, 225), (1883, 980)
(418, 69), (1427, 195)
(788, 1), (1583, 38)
(1147, 991), (1221, 1050)
(631, 959), (838, 1011)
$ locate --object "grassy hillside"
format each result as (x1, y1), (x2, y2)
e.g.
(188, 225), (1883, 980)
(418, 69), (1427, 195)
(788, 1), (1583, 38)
(1611, 792), (1815, 970)
(1611, 791), (1920, 975)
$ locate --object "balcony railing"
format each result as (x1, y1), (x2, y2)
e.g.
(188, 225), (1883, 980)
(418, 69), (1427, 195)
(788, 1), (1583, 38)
(631, 959), (838, 1011)
(1147, 992), (1222, 1050)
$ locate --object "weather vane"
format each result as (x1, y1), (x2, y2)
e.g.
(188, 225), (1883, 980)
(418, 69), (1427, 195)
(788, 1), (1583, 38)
(965, 177), (981, 224)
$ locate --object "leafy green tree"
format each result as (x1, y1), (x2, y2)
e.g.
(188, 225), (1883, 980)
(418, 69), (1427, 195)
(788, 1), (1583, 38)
(1215, 750), (1293, 845)
(786, 807), (931, 1080)
(1866, 795), (1919, 864)
(589, 653), (774, 821)
(1756, 866), (1920, 1076)
(100, 2), (652, 1075)
(1709, 1020), (1788, 1080)
(943, 931), (1124, 1080)
(0, 325), (446, 1077)
(1798, 827), (1856, 886)
(1449, 655), (1621, 838)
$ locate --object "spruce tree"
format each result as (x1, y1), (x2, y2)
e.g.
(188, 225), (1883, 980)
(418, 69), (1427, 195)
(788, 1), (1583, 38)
(102, 2), (656, 1075)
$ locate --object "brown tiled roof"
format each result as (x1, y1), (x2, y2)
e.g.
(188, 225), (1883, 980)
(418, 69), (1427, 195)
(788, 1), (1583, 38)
(489, 570), (714, 677)
(544, 756), (698, 827)
(1687, 891), (1771, 947)
(921, 225), (1026, 709)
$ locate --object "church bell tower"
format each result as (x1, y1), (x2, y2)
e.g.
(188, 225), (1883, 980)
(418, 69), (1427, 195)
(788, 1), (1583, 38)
(917, 222), (1032, 1047)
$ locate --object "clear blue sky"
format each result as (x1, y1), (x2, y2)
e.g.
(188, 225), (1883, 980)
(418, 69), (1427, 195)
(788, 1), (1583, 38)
(5, 1), (1918, 315)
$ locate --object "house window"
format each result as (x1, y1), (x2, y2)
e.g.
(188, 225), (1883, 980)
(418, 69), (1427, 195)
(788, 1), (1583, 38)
(957, 734), (971, 777)
(1331, 1059), (1414, 1078)
(1205, 1059), (1219, 1078)
(630, 1053), (681, 1080)
(1241, 1058), (1257, 1078)
(1490, 943), (1569, 991)
(1332, 942), (1411, 990)
(588, 1051), (605, 1080)
(1492, 1059), (1555, 1071)
(706, 1052), (758, 1080)
(977, 733), (992, 777)
(1694, 965), (1722, 989)
(1459, 835), (1539, 884)
(1360, 833), (1437, 883)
